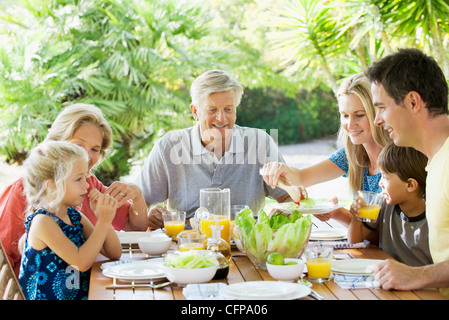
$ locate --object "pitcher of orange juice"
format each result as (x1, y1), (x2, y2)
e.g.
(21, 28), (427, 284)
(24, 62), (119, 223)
(194, 188), (231, 245)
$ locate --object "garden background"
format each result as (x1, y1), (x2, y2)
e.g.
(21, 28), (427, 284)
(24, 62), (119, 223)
(1, 0), (448, 202)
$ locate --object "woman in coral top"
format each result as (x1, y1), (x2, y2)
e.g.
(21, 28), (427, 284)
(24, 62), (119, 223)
(0, 103), (150, 276)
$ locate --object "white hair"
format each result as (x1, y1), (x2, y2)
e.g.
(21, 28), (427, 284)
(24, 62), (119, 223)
(190, 70), (244, 108)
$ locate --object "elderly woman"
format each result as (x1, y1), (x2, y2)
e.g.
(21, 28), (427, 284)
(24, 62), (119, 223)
(0, 103), (149, 276)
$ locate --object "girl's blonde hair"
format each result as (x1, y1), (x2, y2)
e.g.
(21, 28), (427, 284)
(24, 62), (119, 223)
(336, 73), (391, 193)
(44, 103), (112, 162)
(23, 141), (88, 215)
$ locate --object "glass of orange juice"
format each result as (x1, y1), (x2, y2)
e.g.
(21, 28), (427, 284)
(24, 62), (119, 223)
(162, 211), (185, 240)
(305, 245), (333, 283)
(357, 191), (384, 223)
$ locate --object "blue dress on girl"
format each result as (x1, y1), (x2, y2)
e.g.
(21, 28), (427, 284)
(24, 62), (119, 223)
(329, 147), (382, 194)
(19, 208), (90, 300)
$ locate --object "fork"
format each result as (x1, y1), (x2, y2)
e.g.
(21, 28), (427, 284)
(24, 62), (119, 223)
(203, 285), (218, 299)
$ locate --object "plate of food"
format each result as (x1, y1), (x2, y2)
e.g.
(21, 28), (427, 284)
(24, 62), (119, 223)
(271, 200), (343, 215)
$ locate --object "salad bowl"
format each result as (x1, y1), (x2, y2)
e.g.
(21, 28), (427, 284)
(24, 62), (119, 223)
(236, 209), (312, 270)
(162, 251), (219, 284)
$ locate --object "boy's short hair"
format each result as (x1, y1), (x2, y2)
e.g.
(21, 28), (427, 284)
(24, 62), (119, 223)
(378, 143), (428, 197)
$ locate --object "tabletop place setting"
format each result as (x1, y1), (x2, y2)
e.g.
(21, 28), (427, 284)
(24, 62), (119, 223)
(89, 186), (446, 301)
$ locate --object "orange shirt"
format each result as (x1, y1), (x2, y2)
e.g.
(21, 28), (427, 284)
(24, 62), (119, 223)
(0, 175), (130, 277)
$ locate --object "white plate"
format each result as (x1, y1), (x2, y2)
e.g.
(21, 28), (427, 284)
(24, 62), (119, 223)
(219, 281), (311, 300)
(309, 229), (347, 241)
(331, 259), (383, 275)
(271, 202), (343, 215)
(102, 258), (166, 281)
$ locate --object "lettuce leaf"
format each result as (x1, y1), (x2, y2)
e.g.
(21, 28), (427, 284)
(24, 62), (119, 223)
(235, 208), (312, 262)
(269, 213), (290, 229)
(164, 252), (218, 268)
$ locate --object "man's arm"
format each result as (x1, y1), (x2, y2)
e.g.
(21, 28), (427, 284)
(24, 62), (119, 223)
(374, 259), (449, 291)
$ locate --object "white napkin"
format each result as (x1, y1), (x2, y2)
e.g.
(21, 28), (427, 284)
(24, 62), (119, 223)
(308, 240), (369, 249)
(182, 283), (230, 300)
(334, 274), (379, 289)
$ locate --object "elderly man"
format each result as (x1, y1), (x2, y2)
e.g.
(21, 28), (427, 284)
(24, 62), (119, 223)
(366, 48), (449, 298)
(135, 70), (289, 228)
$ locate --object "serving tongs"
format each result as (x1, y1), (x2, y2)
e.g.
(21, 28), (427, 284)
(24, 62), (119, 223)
(277, 177), (308, 203)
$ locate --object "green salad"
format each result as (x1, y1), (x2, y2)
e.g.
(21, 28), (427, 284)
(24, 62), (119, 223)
(234, 208), (312, 262)
(164, 252), (218, 269)
(287, 198), (316, 210)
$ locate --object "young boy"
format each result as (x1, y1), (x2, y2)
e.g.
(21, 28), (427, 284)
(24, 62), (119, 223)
(348, 142), (432, 267)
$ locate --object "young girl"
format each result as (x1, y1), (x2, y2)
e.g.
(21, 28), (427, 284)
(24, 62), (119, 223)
(19, 141), (122, 300)
(348, 143), (432, 267)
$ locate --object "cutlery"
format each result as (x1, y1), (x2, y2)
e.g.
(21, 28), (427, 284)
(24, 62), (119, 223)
(258, 167), (307, 202)
(277, 178), (308, 203)
(203, 285), (218, 299)
(106, 281), (173, 290)
(298, 278), (323, 300)
(309, 289), (324, 300)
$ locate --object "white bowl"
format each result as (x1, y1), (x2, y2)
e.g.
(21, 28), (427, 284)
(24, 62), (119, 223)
(116, 231), (153, 244)
(266, 258), (305, 281)
(138, 236), (172, 255)
(163, 265), (218, 284)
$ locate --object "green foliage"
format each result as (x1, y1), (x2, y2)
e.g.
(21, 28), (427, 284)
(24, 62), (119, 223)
(0, 0), (215, 183)
(237, 87), (339, 144)
(1, 0), (449, 185)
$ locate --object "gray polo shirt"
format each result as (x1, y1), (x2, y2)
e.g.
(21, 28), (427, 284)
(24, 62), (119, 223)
(135, 123), (287, 217)
(365, 203), (432, 267)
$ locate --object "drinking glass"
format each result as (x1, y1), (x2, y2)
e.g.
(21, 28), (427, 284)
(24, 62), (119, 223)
(230, 205), (248, 242)
(304, 245), (333, 283)
(177, 233), (205, 251)
(357, 191), (384, 223)
(162, 211), (186, 240)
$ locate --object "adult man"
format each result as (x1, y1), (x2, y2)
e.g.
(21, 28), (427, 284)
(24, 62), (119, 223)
(366, 48), (449, 297)
(136, 70), (288, 228)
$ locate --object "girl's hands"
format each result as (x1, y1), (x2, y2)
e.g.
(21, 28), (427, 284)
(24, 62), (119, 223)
(95, 193), (119, 224)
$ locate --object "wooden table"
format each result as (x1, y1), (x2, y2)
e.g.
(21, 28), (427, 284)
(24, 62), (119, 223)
(88, 217), (447, 301)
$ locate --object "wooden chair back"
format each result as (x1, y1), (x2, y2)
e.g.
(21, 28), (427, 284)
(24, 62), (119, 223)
(0, 239), (25, 300)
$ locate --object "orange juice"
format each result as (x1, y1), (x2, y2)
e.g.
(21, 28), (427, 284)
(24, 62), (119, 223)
(306, 258), (332, 279)
(359, 204), (381, 220)
(200, 216), (230, 244)
(164, 221), (185, 238)
(179, 243), (205, 251)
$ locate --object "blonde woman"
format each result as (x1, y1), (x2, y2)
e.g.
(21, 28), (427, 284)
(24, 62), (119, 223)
(261, 73), (391, 225)
(0, 103), (149, 276)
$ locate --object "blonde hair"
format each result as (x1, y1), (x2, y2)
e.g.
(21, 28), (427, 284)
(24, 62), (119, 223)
(336, 73), (391, 193)
(23, 141), (88, 215)
(45, 103), (112, 161)
(190, 70), (244, 108)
